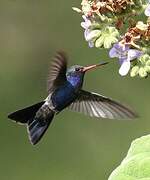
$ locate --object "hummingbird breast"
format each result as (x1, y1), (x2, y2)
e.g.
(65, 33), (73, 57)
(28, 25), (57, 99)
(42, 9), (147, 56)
(51, 82), (78, 112)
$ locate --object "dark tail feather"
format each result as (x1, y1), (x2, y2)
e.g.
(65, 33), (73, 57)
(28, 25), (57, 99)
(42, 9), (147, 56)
(8, 102), (55, 145)
(8, 102), (45, 124)
(27, 112), (54, 145)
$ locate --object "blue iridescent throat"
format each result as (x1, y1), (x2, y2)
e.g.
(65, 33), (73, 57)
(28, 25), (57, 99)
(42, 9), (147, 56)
(67, 75), (83, 89)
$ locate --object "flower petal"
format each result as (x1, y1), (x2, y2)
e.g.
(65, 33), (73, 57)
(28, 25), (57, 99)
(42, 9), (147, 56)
(114, 43), (129, 52)
(81, 22), (87, 29)
(84, 29), (95, 48)
(82, 15), (87, 21)
(72, 7), (82, 13)
(119, 60), (130, 76)
(85, 30), (101, 41)
(145, 5), (150, 16)
(127, 49), (143, 61)
(113, 43), (120, 49)
(109, 47), (119, 58)
(84, 29), (91, 41)
(88, 41), (94, 48)
(119, 57), (127, 65)
(109, 43), (129, 58)
(81, 15), (91, 29)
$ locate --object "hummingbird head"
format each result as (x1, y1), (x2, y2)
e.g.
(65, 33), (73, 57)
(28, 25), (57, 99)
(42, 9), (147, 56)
(66, 62), (108, 89)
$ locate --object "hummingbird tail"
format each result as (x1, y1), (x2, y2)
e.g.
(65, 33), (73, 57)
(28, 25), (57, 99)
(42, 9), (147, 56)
(8, 102), (45, 124)
(27, 111), (54, 145)
(8, 101), (55, 145)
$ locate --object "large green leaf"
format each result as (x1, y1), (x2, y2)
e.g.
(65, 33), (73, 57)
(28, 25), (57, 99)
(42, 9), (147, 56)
(108, 135), (150, 180)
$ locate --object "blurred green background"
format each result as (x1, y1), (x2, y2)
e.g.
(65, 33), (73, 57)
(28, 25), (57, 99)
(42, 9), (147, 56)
(0, 1), (149, 180)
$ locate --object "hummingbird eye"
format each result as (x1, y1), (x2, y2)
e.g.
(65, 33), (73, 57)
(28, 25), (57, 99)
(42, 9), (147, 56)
(75, 67), (80, 72)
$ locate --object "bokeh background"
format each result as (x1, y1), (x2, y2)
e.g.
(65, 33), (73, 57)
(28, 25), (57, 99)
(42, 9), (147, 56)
(0, 1), (149, 180)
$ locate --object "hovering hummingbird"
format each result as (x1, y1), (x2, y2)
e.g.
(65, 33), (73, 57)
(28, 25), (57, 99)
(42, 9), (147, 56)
(8, 52), (137, 145)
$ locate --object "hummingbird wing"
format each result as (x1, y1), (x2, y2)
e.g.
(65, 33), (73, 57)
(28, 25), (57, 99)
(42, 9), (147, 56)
(68, 90), (137, 119)
(47, 51), (68, 92)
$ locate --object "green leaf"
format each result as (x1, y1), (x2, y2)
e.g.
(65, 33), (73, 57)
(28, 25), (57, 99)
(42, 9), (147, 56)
(108, 135), (150, 180)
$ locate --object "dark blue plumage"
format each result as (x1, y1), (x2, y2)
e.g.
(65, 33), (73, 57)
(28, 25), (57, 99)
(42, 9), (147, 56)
(51, 82), (77, 111)
(8, 51), (137, 145)
(51, 65), (85, 111)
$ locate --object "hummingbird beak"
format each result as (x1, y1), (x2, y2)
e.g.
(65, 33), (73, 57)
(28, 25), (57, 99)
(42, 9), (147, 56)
(82, 62), (109, 72)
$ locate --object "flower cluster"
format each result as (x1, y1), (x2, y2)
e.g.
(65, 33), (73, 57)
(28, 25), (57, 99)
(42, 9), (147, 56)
(73, 0), (150, 78)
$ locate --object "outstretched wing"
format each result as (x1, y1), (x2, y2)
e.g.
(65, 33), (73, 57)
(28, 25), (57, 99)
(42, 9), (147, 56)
(68, 90), (137, 119)
(47, 51), (68, 93)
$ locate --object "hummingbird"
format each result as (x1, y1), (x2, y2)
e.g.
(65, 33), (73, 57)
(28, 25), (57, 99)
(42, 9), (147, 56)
(8, 52), (137, 145)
